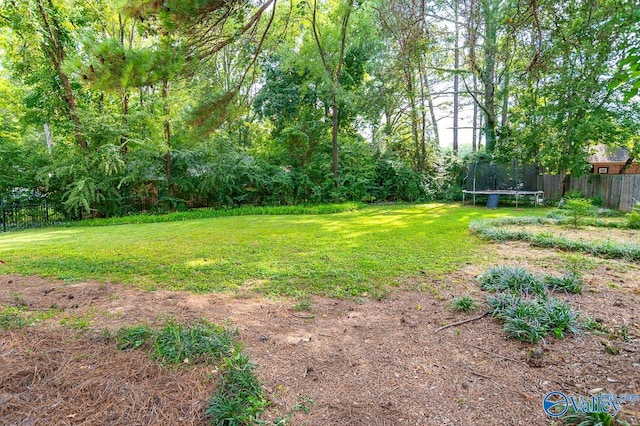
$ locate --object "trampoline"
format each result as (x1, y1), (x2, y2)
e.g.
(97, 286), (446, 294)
(462, 158), (543, 208)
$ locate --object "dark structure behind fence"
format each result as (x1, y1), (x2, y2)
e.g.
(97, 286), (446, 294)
(539, 174), (640, 211)
(466, 160), (539, 192)
(1, 200), (66, 232)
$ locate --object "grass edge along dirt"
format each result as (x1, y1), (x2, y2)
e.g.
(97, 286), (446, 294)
(470, 216), (640, 261)
(115, 319), (313, 425)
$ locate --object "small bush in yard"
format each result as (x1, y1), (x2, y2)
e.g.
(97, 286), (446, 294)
(563, 198), (596, 228)
(449, 296), (478, 312)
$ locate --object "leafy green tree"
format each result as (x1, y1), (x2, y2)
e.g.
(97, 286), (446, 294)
(509, 0), (639, 177)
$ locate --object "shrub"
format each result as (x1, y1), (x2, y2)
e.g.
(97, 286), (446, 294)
(563, 198), (596, 228)
(563, 190), (584, 200)
(542, 298), (580, 338)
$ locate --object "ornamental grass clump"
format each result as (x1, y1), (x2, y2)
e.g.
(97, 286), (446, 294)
(479, 265), (546, 296)
(480, 265), (581, 343)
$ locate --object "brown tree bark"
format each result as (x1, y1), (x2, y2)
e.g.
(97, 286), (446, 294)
(35, 0), (87, 150)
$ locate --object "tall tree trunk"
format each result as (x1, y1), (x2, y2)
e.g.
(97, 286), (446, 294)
(121, 89), (129, 154)
(118, 14), (129, 154)
(34, 0), (87, 150)
(421, 68), (439, 149)
(162, 79), (173, 198)
(478, 109), (484, 149)
(453, 0), (460, 154)
(419, 66), (427, 167)
(312, 0), (353, 187)
(482, 0), (497, 152)
(472, 72), (478, 152)
(500, 70), (510, 146)
(44, 123), (54, 154)
(58, 70), (87, 149)
(331, 89), (340, 181)
(406, 69), (421, 170)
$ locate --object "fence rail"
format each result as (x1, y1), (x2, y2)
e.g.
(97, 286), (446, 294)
(1, 201), (66, 232)
(539, 174), (640, 211)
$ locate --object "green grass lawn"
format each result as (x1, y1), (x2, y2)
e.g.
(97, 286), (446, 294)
(0, 204), (543, 297)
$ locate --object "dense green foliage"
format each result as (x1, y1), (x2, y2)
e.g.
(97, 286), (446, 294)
(0, 204), (535, 296)
(0, 1), (638, 217)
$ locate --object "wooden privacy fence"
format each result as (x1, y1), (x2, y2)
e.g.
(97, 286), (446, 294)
(539, 174), (640, 211)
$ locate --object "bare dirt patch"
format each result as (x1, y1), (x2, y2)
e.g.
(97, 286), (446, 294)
(1, 242), (639, 425)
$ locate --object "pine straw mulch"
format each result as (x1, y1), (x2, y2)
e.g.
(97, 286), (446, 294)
(1, 240), (639, 425)
(0, 327), (213, 426)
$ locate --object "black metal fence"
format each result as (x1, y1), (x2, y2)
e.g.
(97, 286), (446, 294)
(1, 200), (67, 232)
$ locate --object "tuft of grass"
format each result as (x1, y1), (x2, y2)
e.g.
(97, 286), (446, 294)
(582, 316), (607, 333)
(543, 273), (583, 294)
(205, 352), (268, 425)
(0, 306), (61, 330)
(543, 298), (581, 338)
(479, 266), (546, 296)
(291, 294), (313, 312)
(491, 295), (579, 343)
(116, 325), (154, 350)
(559, 407), (630, 426)
(112, 319), (279, 424)
(0, 307), (29, 330)
(449, 295), (478, 312)
(152, 319), (237, 365)
(265, 395), (315, 425)
(60, 309), (95, 330)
